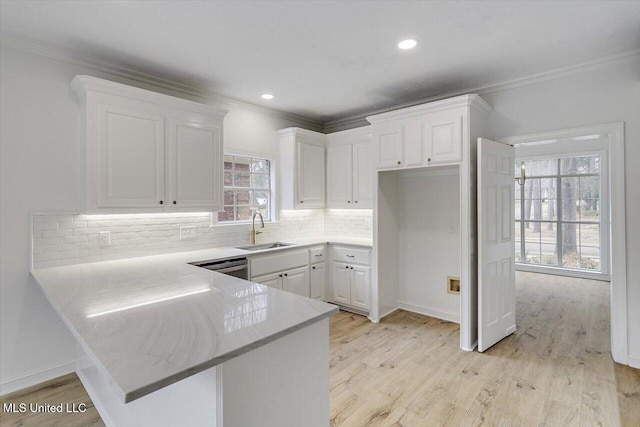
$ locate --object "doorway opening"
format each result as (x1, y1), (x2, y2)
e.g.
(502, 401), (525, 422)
(501, 122), (627, 365)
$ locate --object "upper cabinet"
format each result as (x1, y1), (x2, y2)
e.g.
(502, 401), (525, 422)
(367, 95), (491, 170)
(72, 75), (226, 213)
(326, 128), (373, 208)
(278, 128), (326, 209)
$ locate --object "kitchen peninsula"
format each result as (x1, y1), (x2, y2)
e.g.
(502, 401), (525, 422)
(31, 245), (340, 427)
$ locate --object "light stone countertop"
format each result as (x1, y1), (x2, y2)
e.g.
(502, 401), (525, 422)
(31, 237), (371, 403)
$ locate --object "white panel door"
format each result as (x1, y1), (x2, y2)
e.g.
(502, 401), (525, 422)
(170, 119), (222, 209)
(478, 138), (516, 352)
(350, 265), (371, 310)
(326, 144), (353, 207)
(425, 111), (462, 164)
(310, 263), (326, 300)
(252, 272), (283, 290)
(375, 126), (404, 169)
(296, 142), (325, 208)
(283, 266), (310, 297)
(99, 105), (165, 207)
(352, 141), (373, 208)
(332, 262), (351, 305)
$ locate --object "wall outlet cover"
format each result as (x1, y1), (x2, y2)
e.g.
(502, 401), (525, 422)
(180, 226), (197, 240)
(99, 231), (110, 247)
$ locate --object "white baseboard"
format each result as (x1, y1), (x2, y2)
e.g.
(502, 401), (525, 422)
(627, 354), (640, 369)
(397, 301), (460, 324)
(461, 340), (478, 352)
(0, 360), (75, 396)
(378, 307), (400, 320)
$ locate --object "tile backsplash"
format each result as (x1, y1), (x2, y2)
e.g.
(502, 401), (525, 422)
(32, 209), (371, 269)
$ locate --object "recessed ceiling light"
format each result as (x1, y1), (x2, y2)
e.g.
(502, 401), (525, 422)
(398, 39), (418, 50)
(261, 93), (275, 100)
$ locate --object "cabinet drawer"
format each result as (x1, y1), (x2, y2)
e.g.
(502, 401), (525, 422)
(332, 246), (370, 265)
(309, 246), (326, 263)
(250, 248), (308, 277)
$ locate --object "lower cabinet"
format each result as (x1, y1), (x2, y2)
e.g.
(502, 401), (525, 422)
(330, 246), (371, 311)
(310, 262), (326, 300)
(252, 266), (310, 297)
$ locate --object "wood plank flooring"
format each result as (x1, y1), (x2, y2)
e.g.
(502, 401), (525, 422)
(1, 271), (638, 426)
(329, 272), (640, 426)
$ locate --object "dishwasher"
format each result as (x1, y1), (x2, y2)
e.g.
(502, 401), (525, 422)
(189, 257), (248, 280)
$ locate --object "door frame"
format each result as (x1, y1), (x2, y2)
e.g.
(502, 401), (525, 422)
(499, 122), (628, 366)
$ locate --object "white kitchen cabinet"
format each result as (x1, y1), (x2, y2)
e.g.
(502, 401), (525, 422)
(283, 266), (310, 297)
(278, 128), (325, 209)
(326, 128), (373, 208)
(252, 272), (284, 290)
(310, 262), (326, 300)
(332, 262), (352, 305)
(374, 124), (404, 168)
(169, 117), (222, 207)
(309, 246), (327, 300)
(97, 103), (165, 208)
(72, 75), (226, 212)
(367, 97), (481, 171)
(250, 248), (310, 297)
(330, 245), (372, 311)
(424, 110), (462, 165)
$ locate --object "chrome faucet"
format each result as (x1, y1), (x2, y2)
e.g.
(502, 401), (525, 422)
(250, 211), (264, 244)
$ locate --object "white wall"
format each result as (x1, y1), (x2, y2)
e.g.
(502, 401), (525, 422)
(0, 45), (312, 391)
(396, 169), (461, 322)
(480, 55), (640, 364)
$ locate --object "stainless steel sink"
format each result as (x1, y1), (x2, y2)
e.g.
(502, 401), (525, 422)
(235, 242), (294, 251)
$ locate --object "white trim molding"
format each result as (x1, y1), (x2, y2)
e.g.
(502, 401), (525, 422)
(397, 301), (461, 324)
(0, 360), (76, 396)
(500, 122), (629, 367)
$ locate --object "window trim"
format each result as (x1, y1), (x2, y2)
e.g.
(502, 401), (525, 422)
(217, 152), (277, 224)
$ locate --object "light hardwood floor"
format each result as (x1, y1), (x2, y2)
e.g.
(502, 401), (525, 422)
(1, 271), (638, 426)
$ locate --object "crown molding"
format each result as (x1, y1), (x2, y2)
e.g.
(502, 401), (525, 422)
(0, 32), (325, 133)
(366, 94), (490, 124)
(275, 127), (326, 139)
(325, 48), (640, 133)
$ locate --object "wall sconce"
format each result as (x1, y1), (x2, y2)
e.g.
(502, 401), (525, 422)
(515, 163), (526, 186)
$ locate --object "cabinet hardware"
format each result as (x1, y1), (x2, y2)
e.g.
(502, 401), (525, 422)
(279, 274), (283, 277)
(312, 266), (316, 270)
(347, 201), (351, 203)
(300, 200), (304, 203)
(355, 201), (358, 203)
(347, 254), (355, 258)
(397, 161), (401, 165)
(314, 254), (322, 257)
(427, 158), (431, 162)
(159, 200), (163, 205)
(345, 265), (349, 269)
(284, 273), (288, 277)
(173, 201), (177, 205)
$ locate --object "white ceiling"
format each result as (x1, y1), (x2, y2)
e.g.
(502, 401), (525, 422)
(1, 1), (639, 124)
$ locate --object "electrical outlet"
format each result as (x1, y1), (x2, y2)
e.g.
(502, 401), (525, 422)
(180, 226), (197, 240)
(99, 231), (111, 247)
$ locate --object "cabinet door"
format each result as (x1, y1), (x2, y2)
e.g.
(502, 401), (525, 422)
(297, 142), (325, 208)
(283, 266), (310, 297)
(352, 141), (373, 208)
(351, 265), (371, 310)
(404, 118), (424, 167)
(424, 111), (462, 164)
(310, 263), (326, 300)
(98, 104), (165, 208)
(169, 118), (222, 209)
(252, 272), (283, 290)
(375, 125), (404, 169)
(332, 262), (352, 305)
(326, 145), (353, 208)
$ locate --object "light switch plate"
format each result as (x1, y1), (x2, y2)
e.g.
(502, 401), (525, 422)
(99, 231), (111, 247)
(180, 226), (197, 240)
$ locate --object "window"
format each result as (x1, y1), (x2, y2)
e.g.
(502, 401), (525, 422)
(218, 155), (272, 222)
(515, 155), (603, 272)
